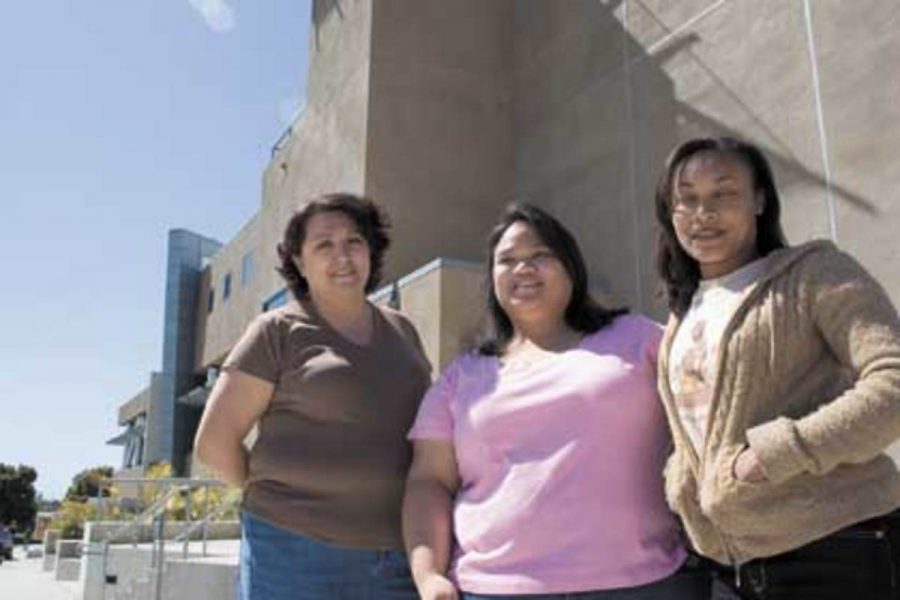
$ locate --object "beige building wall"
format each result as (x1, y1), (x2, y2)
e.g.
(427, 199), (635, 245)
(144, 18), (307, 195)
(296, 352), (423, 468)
(199, 214), (261, 367)
(196, 0), (900, 373)
(117, 387), (150, 426)
(199, 0), (515, 371)
(365, 0), (515, 281)
(810, 1), (900, 298)
(370, 258), (485, 374)
(511, 0), (900, 318)
(256, 0), (374, 316)
(513, 2), (654, 314)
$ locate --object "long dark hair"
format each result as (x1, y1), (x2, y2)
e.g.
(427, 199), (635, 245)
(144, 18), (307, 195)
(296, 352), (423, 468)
(478, 203), (627, 355)
(276, 193), (390, 300)
(654, 137), (788, 317)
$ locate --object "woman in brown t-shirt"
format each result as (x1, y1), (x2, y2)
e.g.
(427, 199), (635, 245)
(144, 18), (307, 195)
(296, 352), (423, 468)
(194, 193), (431, 599)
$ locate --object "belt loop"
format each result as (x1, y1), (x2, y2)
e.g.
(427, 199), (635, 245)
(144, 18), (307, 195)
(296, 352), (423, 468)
(750, 560), (767, 597)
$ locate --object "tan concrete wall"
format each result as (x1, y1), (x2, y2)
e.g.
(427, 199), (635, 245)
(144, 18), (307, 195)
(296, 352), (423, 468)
(194, 266), (212, 369)
(514, 0), (899, 316)
(380, 268), (442, 372)
(809, 1), (900, 301)
(365, 0), (515, 281)
(200, 215), (260, 368)
(256, 0), (374, 312)
(195, 0), (900, 376)
(438, 263), (486, 367)
(512, 1), (662, 317)
(370, 259), (485, 374)
(118, 387), (150, 425)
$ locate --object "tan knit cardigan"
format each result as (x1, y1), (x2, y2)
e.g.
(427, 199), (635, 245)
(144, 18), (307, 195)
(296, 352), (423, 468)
(658, 240), (900, 564)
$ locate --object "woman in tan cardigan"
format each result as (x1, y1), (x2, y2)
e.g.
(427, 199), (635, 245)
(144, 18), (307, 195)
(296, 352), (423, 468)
(653, 136), (900, 599)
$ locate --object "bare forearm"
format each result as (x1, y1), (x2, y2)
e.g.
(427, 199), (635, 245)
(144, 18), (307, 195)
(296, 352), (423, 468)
(403, 478), (455, 587)
(194, 437), (248, 488)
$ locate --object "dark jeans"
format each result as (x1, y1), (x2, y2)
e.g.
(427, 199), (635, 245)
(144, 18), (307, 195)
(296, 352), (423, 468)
(709, 513), (900, 600)
(460, 559), (711, 599)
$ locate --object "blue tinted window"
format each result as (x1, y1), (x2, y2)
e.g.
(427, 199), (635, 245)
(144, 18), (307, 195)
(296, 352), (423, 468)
(241, 251), (254, 287)
(262, 288), (289, 312)
(223, 273), (232, 301)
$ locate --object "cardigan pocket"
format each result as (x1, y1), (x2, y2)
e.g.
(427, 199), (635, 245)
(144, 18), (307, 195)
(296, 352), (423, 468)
(727, 444), (771, 489)
(703, 444), (772, 520)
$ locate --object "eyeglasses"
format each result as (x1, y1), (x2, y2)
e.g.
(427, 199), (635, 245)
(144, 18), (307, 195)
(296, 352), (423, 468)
(671, 193), (744, 217)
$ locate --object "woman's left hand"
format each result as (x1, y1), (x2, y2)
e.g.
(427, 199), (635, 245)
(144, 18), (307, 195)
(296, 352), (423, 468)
(733, 447), (768, 483)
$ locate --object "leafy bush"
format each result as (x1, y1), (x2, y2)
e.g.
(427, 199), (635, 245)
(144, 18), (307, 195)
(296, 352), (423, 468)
(48, 461), (239, 539)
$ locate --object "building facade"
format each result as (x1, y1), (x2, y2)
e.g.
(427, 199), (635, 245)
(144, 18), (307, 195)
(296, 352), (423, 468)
(110, 0), (900, 476)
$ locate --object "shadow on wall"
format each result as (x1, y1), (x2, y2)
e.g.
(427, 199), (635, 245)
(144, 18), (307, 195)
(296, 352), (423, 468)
(623, 0), (878, 215)
(511, 0), (880, 315)
(674, 102), (877, 217)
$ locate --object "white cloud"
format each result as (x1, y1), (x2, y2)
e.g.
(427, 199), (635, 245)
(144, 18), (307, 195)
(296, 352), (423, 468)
(188, 0), (236, 33)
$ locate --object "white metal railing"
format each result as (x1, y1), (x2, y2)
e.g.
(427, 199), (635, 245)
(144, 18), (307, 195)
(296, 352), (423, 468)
(97, 477), (230, 600)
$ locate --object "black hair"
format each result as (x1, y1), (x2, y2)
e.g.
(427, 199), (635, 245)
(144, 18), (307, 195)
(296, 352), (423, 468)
(654, 137), (788, 316)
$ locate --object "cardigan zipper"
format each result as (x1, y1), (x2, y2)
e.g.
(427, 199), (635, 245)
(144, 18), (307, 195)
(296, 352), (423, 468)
(661, 244), (826, 584)
(661, 268), (775, 576)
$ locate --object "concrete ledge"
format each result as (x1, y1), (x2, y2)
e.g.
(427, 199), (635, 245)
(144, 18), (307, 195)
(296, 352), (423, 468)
(56, 557), (82, 581)
(85, 520), (240, 543)
(55, 540), (83, 581)
(57, 539), (83, 558)
(163, 560), (237, 600)
(42, 529), (60, 571)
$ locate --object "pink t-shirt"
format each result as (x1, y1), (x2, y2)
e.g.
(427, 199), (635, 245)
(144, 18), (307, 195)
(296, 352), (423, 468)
(408, 315), (686, 594)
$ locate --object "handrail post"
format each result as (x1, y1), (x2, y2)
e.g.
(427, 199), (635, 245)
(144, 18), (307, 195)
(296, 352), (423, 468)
(153, 511), (165, 600)
(202, 518), (208, 557)
(183, 487), (192, 559)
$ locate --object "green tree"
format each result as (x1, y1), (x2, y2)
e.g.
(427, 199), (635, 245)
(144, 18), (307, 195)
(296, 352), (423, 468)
(65, 466), (114, 501)
(0, 463), (38, 531)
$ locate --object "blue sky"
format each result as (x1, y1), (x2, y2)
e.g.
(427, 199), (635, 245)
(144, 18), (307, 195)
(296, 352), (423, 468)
(0, 0), (311, 499)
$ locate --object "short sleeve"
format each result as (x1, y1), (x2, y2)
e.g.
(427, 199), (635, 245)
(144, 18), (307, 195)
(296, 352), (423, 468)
(618, 314), (664, 367)
(408, 359), (461, 441)
(640, 318), (664, 367)
(222, 315), (282, 383)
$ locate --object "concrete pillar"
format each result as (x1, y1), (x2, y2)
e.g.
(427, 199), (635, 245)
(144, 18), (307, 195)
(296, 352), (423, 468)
(81, 523), (109, 600)
(41, 529), (60, 571)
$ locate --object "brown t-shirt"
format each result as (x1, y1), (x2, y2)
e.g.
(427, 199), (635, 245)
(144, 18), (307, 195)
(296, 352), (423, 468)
(223, 300), (431, 549)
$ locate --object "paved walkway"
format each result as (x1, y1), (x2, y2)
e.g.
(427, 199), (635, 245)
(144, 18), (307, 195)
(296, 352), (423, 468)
(0, 548), (81, 600)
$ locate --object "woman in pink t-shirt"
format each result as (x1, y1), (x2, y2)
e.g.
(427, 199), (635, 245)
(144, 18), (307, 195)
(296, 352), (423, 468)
(403, 204), (709, 599)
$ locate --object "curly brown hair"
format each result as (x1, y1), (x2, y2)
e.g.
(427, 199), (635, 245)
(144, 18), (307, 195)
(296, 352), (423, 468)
(276, 193), (391, 300)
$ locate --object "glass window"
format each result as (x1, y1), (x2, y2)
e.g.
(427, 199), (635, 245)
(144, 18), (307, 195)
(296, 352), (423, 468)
(241, 251), (254, 288)
(207, 288), (215, 313)
(223, 273), (232, 301)
(262, 287), (289, 312)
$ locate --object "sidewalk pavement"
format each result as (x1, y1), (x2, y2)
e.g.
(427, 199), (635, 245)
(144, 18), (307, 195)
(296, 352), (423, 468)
(0, 547), (81, 600)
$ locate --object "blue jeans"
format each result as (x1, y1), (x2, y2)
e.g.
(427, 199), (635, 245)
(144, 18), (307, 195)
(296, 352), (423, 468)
(238, 511), (418, 600)
(460, 559), (711, 599)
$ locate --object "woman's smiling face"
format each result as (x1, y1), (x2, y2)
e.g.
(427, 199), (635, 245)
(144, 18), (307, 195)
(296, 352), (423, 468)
(491, 221), (573, 330)
(671, 151), (764, 279)
(294, 210), (371, 300)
